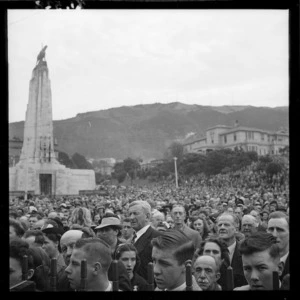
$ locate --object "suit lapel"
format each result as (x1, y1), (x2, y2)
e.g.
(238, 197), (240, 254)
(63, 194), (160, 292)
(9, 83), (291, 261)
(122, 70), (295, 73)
(135, 226), (152, 253)
(231, 242), (240, 269)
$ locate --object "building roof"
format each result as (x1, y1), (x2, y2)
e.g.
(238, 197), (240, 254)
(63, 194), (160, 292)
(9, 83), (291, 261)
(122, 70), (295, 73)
(219, 126), (273, 135)
(184, 136), (206, 146)
(206, 125), (232, 131)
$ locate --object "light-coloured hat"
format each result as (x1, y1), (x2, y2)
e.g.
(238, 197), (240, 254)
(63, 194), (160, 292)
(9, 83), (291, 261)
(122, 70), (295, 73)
(95, 216), (122, 230)
(29, 206), (38, 213)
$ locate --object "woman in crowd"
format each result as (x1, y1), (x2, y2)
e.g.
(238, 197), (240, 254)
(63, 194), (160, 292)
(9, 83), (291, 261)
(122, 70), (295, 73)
(115, 243), (148, 291)
(69, 206), (92, 228)
(190, 216), (210, 241)
(41, 226), (66, 276)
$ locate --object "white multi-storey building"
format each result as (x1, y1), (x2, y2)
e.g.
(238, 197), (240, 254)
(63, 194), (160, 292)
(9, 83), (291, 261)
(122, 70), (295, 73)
(184, 123), (289, 156)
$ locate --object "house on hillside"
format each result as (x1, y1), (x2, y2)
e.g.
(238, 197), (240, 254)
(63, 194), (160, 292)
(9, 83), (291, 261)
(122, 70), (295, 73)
(183, 123), (289, 156)
(92, 158), (116, 175)
(140, 158), (166, 170)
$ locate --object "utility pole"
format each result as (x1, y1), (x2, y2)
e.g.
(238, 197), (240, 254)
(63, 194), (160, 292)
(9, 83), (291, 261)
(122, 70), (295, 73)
(174, 157), (178, 189)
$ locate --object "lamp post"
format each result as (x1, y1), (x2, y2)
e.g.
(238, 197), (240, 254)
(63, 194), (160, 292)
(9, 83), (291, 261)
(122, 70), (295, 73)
(174, 157), (178, 189)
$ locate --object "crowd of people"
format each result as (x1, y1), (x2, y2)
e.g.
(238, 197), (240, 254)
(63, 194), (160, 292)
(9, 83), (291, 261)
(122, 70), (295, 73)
(9, 161), (290, 291)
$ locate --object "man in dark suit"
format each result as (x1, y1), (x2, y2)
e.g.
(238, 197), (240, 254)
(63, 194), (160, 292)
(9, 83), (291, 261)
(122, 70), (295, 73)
(267, 211), (289, 281)
(234, 232), (284, 290)
(217, 212), (248, 289)
(171, 204), (202, 250)
(128, 200), (162, 280)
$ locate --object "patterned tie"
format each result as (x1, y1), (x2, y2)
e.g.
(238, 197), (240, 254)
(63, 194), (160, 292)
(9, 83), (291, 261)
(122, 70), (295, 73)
(131, 232), (137, 244)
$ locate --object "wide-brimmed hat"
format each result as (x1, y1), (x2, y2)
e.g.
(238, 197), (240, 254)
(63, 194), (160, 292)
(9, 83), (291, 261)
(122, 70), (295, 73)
(95, 216), (122, 230)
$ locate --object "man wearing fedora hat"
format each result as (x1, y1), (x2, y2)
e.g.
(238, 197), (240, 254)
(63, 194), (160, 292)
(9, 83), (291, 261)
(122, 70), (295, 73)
(94, 215), (124, 259)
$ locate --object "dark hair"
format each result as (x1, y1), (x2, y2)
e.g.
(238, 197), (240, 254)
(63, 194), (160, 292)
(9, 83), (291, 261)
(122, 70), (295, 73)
(151, 229), (194, 265)
(240, 232), (280, 260)
(122, 218), (131, 224)
(81, 226), (96, 238)
(190, 216), (209, 240)
(268, 211), (289, 226)
(23, 230), (45, 246)
(27, 246), (51, 291)
(9, 210), (19, 219)
(9, 218), (25, 238)
(74, 238), (112, 272)
(10, 237), (32, 266)
(10, 238), (51, 291)
(115, 243), (141, 273)
(44, 218), (59, 228)
(198, 209), (208, 217)
(43, 232), (62, 253)
(198, 237), (230, 266)
(30, 213), (43, 220)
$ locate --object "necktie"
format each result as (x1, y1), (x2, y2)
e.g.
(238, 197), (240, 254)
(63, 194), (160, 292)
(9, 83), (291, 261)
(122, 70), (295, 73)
(131, 232), (137, 244)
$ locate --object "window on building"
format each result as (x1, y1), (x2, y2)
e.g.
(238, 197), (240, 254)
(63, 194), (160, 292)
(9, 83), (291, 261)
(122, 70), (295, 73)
(247, 131), (254, 140)
(234, 133), (237, 141)
(224, 136), (227, 144)
(261, 133), (264, 141)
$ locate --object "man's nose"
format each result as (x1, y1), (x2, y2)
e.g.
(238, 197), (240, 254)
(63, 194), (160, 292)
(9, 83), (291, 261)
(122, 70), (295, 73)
(199, 270), (206, 278)
(67, 247), (73, 256)
(250, 269), (259, 281)
(65, 264), (71, 274)
(153, 263), (161, 275)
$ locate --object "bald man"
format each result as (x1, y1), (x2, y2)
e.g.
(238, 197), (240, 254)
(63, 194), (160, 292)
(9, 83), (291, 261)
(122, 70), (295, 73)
(193, 255), (222, 291)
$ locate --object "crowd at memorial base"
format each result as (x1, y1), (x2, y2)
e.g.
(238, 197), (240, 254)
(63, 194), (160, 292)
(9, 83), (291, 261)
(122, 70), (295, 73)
(9, 161), (290, 291)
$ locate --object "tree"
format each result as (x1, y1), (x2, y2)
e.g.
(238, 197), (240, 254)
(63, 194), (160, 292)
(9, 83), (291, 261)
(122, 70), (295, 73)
(180, 153), (206, 175)
(123, 157), (140, 181)
(165, 141), (184, 162)
(259, 155), (273, 164)
(71, 152), (93, 169)
(246, 151), (259, 162)
(265, 162), (283, 177)
(205, 150), (229, 175)
(112, 162), (127, 184)
(58, 151), (76, 168)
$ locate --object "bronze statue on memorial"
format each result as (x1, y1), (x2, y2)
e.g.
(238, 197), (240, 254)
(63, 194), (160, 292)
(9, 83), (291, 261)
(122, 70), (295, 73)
(36, 45), (48, 65)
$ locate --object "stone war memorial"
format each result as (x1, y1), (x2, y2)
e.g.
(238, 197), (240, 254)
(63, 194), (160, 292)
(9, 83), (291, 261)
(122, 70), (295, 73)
(9, 46), (95, 196)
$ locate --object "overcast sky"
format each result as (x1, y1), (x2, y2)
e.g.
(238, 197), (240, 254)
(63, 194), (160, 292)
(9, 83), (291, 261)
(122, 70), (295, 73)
(8, 9), (288, 123)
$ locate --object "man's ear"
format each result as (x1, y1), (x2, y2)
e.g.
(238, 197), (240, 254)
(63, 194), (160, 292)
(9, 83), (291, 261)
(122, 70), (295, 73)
(277, 261), (284, 277)
(27, 269), (34, 280)
(215, 272), (221, 281)
(146, 212), (151, 221)
(93, 262), (102, 275)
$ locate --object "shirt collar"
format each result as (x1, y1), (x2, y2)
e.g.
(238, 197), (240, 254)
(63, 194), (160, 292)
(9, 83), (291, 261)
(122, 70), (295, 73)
(228, 240), (236, 264)
(280, 251), (289, 264)
(135, 224), (150, 242)
(105, 282), (112, 291)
